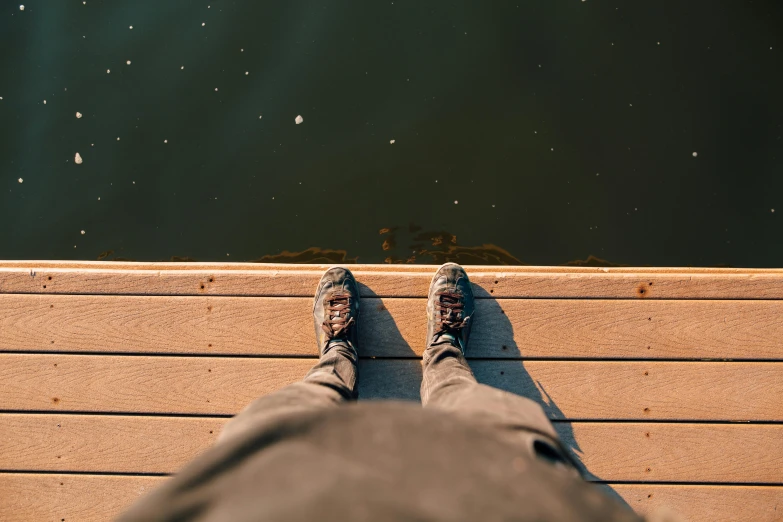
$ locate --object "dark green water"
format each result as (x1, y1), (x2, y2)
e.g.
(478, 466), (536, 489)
(2, 1), (782, 266)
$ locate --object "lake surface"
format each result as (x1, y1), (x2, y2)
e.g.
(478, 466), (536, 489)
(2, 1), (782, 266)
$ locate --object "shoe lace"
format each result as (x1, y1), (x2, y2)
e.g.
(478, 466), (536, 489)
(321, 292), (355, 340)
(434, 290), (470, 337)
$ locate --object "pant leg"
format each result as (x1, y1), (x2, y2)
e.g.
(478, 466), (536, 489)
(218, 342), (357, 444)
(421, 343), (579, 472)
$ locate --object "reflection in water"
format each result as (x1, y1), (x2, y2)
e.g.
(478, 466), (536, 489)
(94, 222), (635, 266)
(379, 226), (523, 265)
(252, 247), (357, 264)
(561, 255), (627, 268)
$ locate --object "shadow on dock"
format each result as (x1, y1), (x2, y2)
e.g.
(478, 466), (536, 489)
(356, 280), (633, 512)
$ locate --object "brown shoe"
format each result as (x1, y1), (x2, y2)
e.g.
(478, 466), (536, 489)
(313, 267), (360, 355)
(426, 263), (474, 353)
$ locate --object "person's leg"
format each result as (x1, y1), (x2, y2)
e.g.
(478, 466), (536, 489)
(219, 267), (360, 444)
(420, 264), (578, 471)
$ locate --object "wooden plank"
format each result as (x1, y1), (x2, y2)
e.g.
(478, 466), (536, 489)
(1, 415), (781, 483)
(607, 484), (783, 522)
(5, 266), (783, 299)
(0, 354), (310, 415)
(0, 415), (222, 474)
(2, 294), (782, 359)
(555, 423), (783, 483)
(363, 359), (783, 421)
(0, 474), (163, 522)
(1, 475), (780, 522)
(3, 355), (781, 421)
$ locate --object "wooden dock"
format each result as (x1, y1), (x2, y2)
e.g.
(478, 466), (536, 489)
(1, 261), (782, 521)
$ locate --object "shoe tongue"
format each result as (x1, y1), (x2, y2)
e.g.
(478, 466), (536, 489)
(435, 332), (458, 346)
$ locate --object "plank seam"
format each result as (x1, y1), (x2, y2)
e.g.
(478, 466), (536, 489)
(2, 351), (782, 362)
(6, 290), (783, 301)
(0, 411), (779, 423)
(0, 471), (779, 487)
(0, 410), (235, 418)
(2, 413), (780, 425)
(0, 470), (170, 477)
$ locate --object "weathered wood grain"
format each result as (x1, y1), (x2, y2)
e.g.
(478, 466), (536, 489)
(0, 414), (222, 474)
(1, 474), (780, 522)
(3, 354), (780, 421)
(1, 415), (780, 483)
(361, 359), (783, 421)
(556, 423), (783, 483)
(1, 261), (781, 522)
(2, 294), (782, 359)
(4, 266), (783, 299)
(0, 474), (163, 522)
(608, 484), (783, 522)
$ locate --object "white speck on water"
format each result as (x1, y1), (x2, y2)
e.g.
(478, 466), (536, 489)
(551, 147), (554, 151)
(129, 25), (133, 30)
(19, 5), (24, 11)
(295, 115), (304, 124)
(454, 200), (459, 205)
(107, 69), (111, 74)
(180, 66), (184, 70)
(117, 137), (120, 141)
(258, 115), (263, 119)
(492, 204), (496, 208)
(596, 173), (600, 176)
(245, 71), (249, 75)
(163, 139), (168, 143)
(74, 152), (83, 165)
(132, 181), (135, 184)
(98, 197), (101, 200)
(390, 139), (395, 144)
(0, 97), (3, 100)
(629, 103), (633, 107)
(81, 230), (86, 235)
(76, 112), (83, 118)
(201, 22), (206, 27)
(43, 100), (47, 105)
(18, 178), (23, 183)
(772, 209), (776, 213)
(241, 48), (244, 52)
(692, 152), (698, 157)
(214, 88), (218, 92)
(657, 42), (661, 45)
(126, 60), (131, 65)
